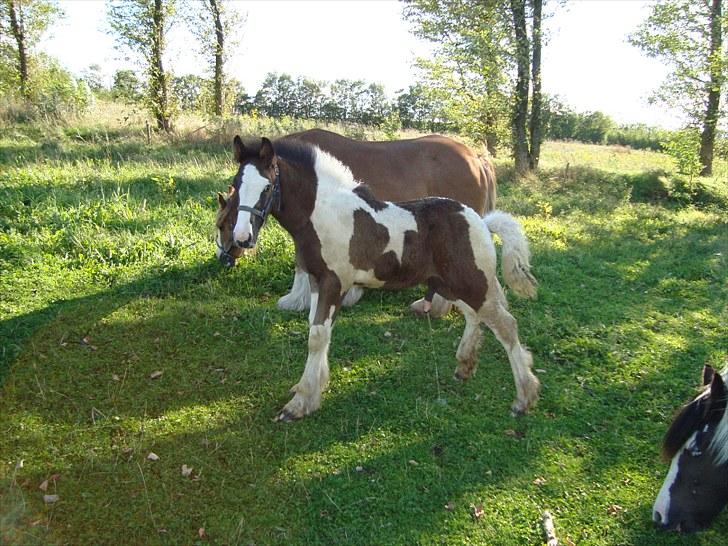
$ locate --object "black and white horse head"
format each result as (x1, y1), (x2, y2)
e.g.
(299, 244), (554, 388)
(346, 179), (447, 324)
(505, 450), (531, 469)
(215, 136), (281, 267)
(653, 365), (728, 532)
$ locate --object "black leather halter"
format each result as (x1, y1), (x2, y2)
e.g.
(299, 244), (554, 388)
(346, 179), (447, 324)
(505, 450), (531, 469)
(238, 164), (282, 225)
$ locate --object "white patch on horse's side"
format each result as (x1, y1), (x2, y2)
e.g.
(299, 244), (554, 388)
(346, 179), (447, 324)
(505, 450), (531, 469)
(709, 368), (728, 465)
(309, 148), (417, 288)
(233, 164), (270, 244)
(654, 437), (691, 525)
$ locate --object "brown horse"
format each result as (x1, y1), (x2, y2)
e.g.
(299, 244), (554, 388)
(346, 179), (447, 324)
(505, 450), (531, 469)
(228, 129), (496, 317)
(216, 137), (539, 421)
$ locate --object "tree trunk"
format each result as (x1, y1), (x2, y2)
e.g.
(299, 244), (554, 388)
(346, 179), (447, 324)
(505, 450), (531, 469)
(8, 0), (29, 98)
(209, 0), (225, 116)
(510, 0), (530, 176)
(528, 0), (543, 171)
(151, 0), (171, 132)
(699, 0), (722, 177)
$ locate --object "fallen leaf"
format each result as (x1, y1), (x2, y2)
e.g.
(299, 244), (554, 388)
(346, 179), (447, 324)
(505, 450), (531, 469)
(408, 459), (419, 466)
(384, 331), (392, 337)
(38, 480), (49, 492)
(444, 501), (455, 512)
(471, 504), (485, 521)
(533, 476), (547, 486)
(198, 528), (206, 539)
(112, 374), (121, 381)
(355, 465), (364, 472)
(43, 494), (59, 504)
(608, 504), (624, 516)
(181, 464), (193, 477)
(149, 371), (163, 380)
(147, 452), (160, 461)
(504, 429), (525, 439)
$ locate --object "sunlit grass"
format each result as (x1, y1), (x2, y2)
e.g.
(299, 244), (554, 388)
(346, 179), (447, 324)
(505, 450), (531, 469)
(0, 115), (726, 544)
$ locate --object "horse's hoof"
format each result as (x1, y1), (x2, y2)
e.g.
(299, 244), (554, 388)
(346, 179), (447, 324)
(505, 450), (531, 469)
(510, 401), (529, 417)
(453, 371), (469, 381)
(275, 409), (299, 422)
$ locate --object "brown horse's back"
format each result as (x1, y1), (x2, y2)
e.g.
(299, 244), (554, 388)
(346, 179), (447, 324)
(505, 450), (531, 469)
(280, 129), (495, 215)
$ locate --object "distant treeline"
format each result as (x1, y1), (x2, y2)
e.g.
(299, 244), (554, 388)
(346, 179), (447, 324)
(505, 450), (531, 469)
(102, 68), (679, 152)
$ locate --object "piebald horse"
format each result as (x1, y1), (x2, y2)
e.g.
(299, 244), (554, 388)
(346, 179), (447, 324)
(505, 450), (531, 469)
(216, 137), (539, 421)
(654, 365), (728, 532)
(227, 129), (497, 317)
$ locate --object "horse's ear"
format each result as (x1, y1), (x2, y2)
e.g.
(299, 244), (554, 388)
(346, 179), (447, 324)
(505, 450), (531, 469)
(259, 137), (275, 167)
(705, 372), (727, 422)
(217, 192), (227, 209)
(703, 365), (715, 386)
(233, 135), (245, 163)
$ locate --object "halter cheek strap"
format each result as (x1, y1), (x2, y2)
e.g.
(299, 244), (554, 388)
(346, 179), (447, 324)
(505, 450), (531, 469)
(237, 164), (282, 225)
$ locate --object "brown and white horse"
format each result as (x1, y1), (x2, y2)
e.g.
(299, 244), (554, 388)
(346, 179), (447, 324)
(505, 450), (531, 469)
(229, 129), (497, 317)
(654, 365), (728, 532)
(216, 137), (539, 421)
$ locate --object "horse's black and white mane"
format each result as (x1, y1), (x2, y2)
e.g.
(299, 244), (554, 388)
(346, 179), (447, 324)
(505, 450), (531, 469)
(663, 367), (728, 465)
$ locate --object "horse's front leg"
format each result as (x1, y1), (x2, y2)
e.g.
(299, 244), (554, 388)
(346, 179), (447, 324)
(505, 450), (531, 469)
(276, 274), (343, 421)
(277, 248), (312, 312)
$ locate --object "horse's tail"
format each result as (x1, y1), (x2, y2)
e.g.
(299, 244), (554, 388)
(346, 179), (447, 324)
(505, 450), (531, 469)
(484, 211), (538, 299)
(478, 153), (497, 213)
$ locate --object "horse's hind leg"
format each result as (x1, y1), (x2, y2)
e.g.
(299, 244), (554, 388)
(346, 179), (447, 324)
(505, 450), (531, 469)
(453, 305), (483, 380)
(479, 299), (539, 415)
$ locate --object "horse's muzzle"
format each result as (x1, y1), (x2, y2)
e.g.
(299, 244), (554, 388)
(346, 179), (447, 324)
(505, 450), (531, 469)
(219, 253), (236, 268)
(237, 233), (254, 249)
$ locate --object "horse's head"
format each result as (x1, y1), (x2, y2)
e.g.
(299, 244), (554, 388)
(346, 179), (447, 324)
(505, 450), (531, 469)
(215, 135), (280, 267)
(653, 365), (728, 532)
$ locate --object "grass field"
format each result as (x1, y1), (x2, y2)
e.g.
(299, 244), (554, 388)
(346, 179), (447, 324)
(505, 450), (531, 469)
(1, 107), (727, 545)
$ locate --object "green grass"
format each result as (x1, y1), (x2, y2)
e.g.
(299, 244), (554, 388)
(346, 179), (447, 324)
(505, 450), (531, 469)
(1, 111), (727, 545)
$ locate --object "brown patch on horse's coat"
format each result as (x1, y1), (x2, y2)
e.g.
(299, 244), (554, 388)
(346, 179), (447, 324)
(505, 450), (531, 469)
(349, 209), (390, 271)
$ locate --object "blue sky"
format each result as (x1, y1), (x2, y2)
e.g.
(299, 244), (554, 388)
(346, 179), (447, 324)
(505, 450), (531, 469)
(41, 0), (678, 128)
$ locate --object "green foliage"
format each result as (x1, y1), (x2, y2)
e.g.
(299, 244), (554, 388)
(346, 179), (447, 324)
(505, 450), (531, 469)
(0, 54), (91, 121)
(629, 0), (727, 123)
(111, 69), (143, 103)
(249, 73), (396, 128)
(661, 127), (703, 177)
(107, 0), (178, 130)
(404, 0), (513, 149)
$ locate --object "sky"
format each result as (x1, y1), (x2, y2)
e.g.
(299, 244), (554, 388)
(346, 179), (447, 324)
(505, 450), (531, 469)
(40, 0), (680, 129)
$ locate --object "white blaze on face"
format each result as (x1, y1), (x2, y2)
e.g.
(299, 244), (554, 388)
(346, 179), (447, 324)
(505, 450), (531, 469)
(233, 164), (270, 246)
(653, 432), (695, 525)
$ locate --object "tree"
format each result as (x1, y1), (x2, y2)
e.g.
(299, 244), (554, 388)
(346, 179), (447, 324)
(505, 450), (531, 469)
(0, 0), (62, 98)
(172, 73), (204, 110)
(630, 0), (727, 176)
(404, 0), (546, 172)
(112, 69), (143, 102)
(404, 0), (512, 155)
(108, 0), (177, 131)
(182, 0), (243, 116)
(81, 63), (105, 92)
